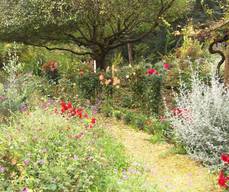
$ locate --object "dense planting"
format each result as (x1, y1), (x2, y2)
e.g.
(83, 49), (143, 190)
(0, 101), (156, 191)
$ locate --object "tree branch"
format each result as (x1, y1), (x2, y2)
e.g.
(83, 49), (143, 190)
(24, 42), (92, 56)
(107, 0), (176, 50)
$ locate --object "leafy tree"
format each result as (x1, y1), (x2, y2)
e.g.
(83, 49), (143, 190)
(0, 0), (190, 69)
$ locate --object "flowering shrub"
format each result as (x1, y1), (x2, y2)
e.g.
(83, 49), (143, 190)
(166, 72), (229, 168)
(118, 62), (169, 115)
(75, 70), (102, 102)
(218, 154), (229, 190)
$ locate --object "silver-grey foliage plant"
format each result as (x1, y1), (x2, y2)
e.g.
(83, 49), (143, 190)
(166, 72), (229, 169)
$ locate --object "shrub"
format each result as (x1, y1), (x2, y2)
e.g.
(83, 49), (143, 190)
(166, 72), (229, 168)
(76, 70), (102, 102)
(123, 112), (133, 125)
(148, 118), (171, 144)
(101, 103), (113, 117)
(134, 116), (146, 130)
(114, 110), (122, 120)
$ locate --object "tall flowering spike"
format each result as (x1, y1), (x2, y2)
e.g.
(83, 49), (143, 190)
(163, 63), (170, 70)
(221, 154), (229, 164)
(218, 171), (229, 188)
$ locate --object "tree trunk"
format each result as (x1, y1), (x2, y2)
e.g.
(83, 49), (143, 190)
(224, 46), (229, 87)
(194, 0), (203, 11)
(127, 43), (134, 64)
(94, 54), (106, 70)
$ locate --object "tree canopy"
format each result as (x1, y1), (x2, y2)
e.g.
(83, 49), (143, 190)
(0, 0), (191, 69)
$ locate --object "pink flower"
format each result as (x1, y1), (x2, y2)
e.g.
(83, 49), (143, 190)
(163, 63), (170, 70)
(21, 188), (29, 192)
(24, 159), (30, 166)
(159, 116), (166, 122)
(172, 108), (185, 116)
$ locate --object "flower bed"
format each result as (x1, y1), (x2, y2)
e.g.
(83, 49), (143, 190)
(0, 100), (155, 191)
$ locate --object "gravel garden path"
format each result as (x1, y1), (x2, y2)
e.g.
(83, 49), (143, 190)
(98, 117), (221, 192)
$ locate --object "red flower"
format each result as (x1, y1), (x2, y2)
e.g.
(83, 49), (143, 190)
(147, 68), (158, 75)
(75, 109), (83, 119)
(221, 154), (229, 164)
(218, 171), (229, 188)
(67, 102), (73, 110)
(163, 63), (170, 70)
(60, 101), (68, 113)
(88, 124), (93, 129)
(84, 113), (89, 119)
(172, 108), (184, 116)
(91, 118), (96, 124)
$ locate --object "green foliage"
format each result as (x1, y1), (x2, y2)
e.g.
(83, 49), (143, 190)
(101, 103), (113, 117)
(134, 116), (146, 130)
(114, 110), (122, 120)
(123, 112), (133, 125)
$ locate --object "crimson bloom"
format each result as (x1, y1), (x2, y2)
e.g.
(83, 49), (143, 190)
(221, 154), (229, 164)
(218, 171), (229, 188)
(163, 63), (170, 70)
(147, 68), (158, 75)
(91, 118), (96, 124)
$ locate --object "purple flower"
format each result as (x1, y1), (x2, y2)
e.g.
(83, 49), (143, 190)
(21, 188), (29, 192)
(0, 166), (5, 173)
(19, 103), (28, 113)
(24, 159), (30, 166)
(37, 159), (45, 165)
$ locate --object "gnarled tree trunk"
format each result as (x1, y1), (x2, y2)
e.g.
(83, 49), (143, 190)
(93, 53), (106, 70)
(224, 46), (229, 87)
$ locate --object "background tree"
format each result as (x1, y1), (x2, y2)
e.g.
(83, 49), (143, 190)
(0, 0), (190, 69)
